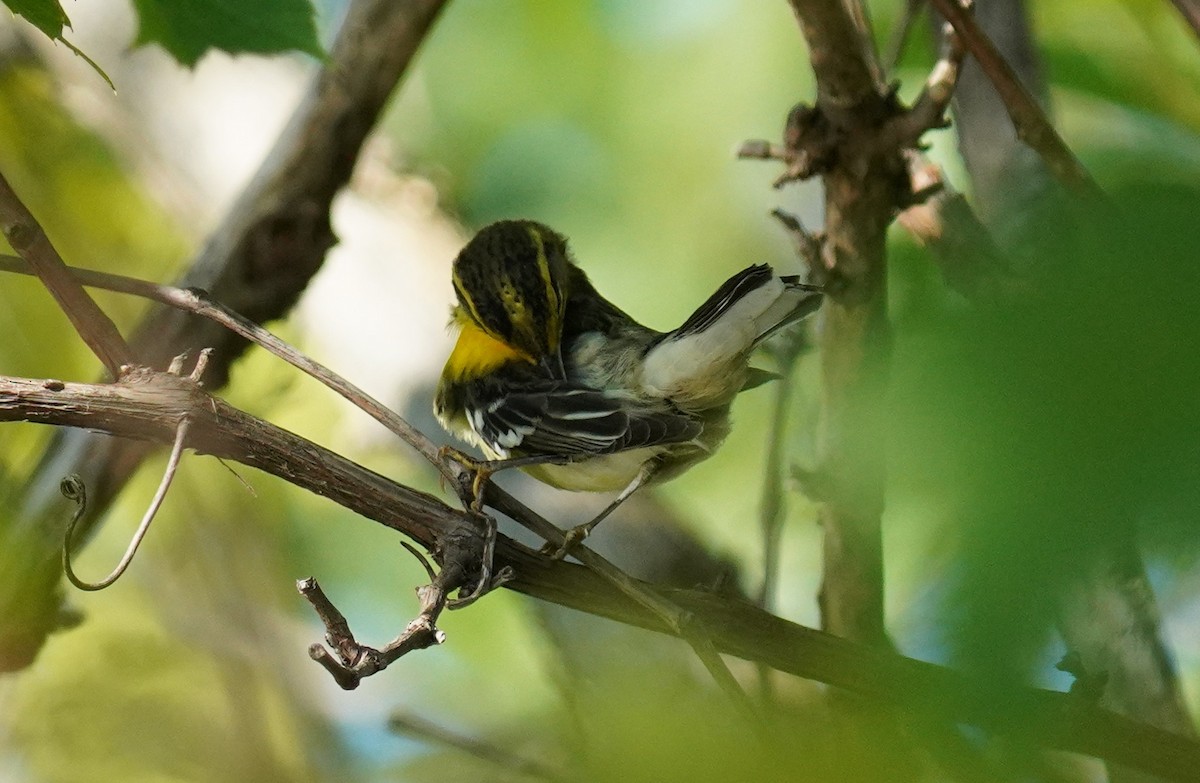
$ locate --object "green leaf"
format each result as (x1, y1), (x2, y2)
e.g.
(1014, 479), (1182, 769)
(130, 0), (324, 67)
(3, 0), (70, 39)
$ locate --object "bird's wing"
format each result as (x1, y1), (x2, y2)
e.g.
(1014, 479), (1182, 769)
(470, 383), (701, 458)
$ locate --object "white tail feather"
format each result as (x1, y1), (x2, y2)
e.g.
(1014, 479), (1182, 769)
(640, 274), (818, 404)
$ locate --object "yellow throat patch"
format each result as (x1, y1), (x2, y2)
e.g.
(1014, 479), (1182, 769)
(445, 312), (534, 381)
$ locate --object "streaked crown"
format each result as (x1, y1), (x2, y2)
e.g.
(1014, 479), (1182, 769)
(451, 220), (572, 365)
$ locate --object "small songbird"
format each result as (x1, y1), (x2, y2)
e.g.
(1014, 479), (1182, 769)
(434, 219), (822, 552)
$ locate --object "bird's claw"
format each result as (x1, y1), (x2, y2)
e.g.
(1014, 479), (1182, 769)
(542, 522), (593, 561)
(437, 446), (493, 512)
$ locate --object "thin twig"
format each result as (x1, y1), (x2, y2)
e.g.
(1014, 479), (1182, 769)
(483, 488), (756, 711)
(901, 19), (964, 142)
(840, 0), (885, 86)
(388, 712), (566, 782)
(0, 254), (439, 464)
(60, 416), (190, 591)
(756, 341), (802, 615)
(683, 623), (768, 733)
(0, 172), (132, 378)
(927, 0), (1103, 198)
(300, 575), (449, 690)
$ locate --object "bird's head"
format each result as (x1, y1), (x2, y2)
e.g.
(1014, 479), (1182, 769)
(451, 220), (572, 376)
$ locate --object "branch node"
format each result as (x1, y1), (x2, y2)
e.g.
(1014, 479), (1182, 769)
(447, 513), (500, 610)
(167, 352), (188, 376)
(299, 525), (483, 688)
(741, 103), (837, 187)
(736, 139), (789, 162)
(769, 208), (826, 284)
(189, 347), (214, 383)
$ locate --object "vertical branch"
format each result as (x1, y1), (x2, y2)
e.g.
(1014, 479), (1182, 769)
(757, 355), (796, 613)
(784, 0), (895, 647)
(813, 194), (890, 646)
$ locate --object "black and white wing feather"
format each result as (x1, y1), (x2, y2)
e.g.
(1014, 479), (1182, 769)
(469, 383), (700, 458)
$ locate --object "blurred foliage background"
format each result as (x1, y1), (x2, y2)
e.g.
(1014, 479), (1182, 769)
(1, 0), (1199, 781)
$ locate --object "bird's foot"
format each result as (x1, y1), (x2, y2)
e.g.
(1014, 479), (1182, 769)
(437, 446), (494, 512)
(542, 521), (595, 561)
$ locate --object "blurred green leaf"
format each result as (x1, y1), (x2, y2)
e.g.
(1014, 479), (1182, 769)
(2, 0), (69, 39)
(130, 0), (324, 66)
(891, 182), (1200, 676)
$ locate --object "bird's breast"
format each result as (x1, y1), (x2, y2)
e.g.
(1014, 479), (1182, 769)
(524, 447), (662, 492)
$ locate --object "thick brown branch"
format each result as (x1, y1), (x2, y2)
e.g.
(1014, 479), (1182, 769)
(786, 0), (882, 116)
(2, 375), (1199, 780)
(0, 256), (754, 705)
(0, 373), (467, 548)
(128, 0), (450, 388)
(783, 0), (897, 649)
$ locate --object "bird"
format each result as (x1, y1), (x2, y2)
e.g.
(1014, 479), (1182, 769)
(434, 219), (822, 555)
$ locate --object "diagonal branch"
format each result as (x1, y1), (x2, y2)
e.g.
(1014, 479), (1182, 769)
(927, 0), (1103, 198)
(1167, 0), (1200, 41)
(388, 711), (566, 782)
(2, 374), (1199, 781)
(0, 172), (133, 378)
(0, 254), (755, 708)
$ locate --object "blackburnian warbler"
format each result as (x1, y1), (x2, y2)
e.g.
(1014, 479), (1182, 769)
(434, 220), (822, 551)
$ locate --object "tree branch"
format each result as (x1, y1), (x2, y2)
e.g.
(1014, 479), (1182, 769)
(1167, 0), (1200, 41)
(0, 254), (756, 707)
(782, 0), (895, 648)
(2, 374), (1199, 781)
(927, 0), (1103, 199)
(0, 172), (133, 378)
(0, 0), (449, 670)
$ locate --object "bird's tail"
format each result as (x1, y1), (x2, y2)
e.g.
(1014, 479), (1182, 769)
(640, 264), (822, 402)
(668, 264), (822, 346)
(747, 272), (824, 348)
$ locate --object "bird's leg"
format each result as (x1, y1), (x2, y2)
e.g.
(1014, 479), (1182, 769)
(547, 464), (657, 560)
(438, 446), (569, 511)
